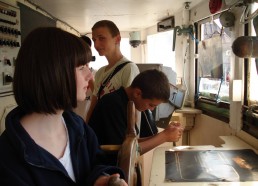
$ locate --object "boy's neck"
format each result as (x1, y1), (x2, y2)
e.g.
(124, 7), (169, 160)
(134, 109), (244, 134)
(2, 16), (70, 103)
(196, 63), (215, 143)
(106, 53), (123, 69)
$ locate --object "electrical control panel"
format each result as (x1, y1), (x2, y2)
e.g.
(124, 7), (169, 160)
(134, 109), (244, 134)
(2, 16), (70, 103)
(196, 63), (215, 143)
(0, 1), (20, 96)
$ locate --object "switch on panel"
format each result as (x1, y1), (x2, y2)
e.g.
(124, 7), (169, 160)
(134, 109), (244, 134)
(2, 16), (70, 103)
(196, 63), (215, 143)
(4, 58), (11, 66)
(0, 1), (20, 95)
(3, 73), (13, 85)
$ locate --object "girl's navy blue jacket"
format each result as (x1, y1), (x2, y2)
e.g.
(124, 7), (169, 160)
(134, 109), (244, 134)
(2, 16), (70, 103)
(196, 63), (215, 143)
(0, 107), (124, 186)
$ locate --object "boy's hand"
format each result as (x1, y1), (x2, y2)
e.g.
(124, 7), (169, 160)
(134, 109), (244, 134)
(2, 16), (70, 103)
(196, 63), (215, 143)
(94, 173), (128, 186)
(108, 174), (127, 186)
(164, 121), (184, 142)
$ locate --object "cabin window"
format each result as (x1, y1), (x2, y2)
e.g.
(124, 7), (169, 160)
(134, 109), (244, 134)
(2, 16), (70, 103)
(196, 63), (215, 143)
(146, 31), (175, 69)
(195, 15), (232, 122)
(248, 3), (258, 104)
(242, 3), (258, 139)
(248, 48), (258, 103)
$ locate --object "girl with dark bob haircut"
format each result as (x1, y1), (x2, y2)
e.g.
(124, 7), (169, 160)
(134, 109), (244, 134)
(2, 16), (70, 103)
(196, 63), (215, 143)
(0, 27), (127, 186)
(13, 27), (91, 114)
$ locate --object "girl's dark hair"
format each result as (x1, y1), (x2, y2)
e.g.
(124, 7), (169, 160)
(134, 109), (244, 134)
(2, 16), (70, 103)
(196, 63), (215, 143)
(131, 69), (170, 101)
(13, 27), (92, 114)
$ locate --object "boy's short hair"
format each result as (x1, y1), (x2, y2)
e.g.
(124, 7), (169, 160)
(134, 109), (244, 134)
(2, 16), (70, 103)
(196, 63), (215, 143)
(131, 69), (170, 101)
(13, 27), (92, 114)
(80, 35), (92, 46)
(92, 20), (120, 37)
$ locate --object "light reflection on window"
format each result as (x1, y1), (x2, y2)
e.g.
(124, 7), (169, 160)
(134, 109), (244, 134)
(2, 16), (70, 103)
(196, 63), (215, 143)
(147, 31), (175, 70)
(198, 17), (231, 102)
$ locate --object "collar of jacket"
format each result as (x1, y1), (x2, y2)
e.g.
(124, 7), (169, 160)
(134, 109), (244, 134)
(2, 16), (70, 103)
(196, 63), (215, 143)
(4, 107), (85, 173)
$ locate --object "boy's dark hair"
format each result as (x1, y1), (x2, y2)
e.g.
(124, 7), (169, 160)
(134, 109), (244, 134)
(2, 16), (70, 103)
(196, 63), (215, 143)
(80, 35), (92, 46)
(92, 20), (120, 37)
(131, 69), (170, 101)
(13, 27), (92, 114)
(80, 35), (96, 61)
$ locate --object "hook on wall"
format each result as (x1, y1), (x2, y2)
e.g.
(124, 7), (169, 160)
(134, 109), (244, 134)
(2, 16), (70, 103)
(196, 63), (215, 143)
(172, 25), (194, 51)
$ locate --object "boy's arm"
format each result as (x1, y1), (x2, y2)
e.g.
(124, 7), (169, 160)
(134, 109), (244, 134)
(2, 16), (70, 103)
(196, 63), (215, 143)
(138, 123), (183, 155)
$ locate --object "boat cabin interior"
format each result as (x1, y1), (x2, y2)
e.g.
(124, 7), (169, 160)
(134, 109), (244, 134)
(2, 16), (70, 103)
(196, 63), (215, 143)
(0, 0), (258, 185)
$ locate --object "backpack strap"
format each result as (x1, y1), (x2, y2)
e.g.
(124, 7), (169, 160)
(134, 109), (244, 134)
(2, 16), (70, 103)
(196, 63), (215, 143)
(97, 61), (131, 100)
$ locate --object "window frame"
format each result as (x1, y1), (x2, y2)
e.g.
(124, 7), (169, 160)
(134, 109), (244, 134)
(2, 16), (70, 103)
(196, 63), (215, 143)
(242, 6), (258, 139)
(194, 13), (231, 123)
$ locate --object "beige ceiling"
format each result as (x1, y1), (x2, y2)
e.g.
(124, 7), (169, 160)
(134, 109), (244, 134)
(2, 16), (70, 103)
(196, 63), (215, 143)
(33, 0), (203, 35)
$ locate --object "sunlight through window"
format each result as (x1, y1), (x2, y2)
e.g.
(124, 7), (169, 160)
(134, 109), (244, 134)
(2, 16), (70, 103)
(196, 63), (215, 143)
(147, 31), (175, 70)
